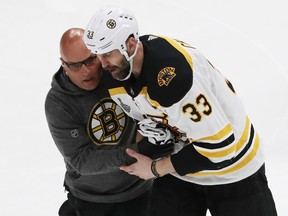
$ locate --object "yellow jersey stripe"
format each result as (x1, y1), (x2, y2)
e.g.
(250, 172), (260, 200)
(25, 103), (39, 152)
(159, 36), (193, 69)
(109, 87), (127, 96)
(188, 132), (260, 176)
(196, 116), (250, 158)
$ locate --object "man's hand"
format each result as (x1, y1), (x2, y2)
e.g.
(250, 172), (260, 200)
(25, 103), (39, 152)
(120, 148), (176, 180)
(120, 148), (155, 180)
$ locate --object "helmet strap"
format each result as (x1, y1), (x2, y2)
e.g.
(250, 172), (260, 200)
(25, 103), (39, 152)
(119, 40), (139, 81)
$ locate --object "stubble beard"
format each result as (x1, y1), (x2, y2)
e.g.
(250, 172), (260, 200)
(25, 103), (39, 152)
(115, 58), (131, 81)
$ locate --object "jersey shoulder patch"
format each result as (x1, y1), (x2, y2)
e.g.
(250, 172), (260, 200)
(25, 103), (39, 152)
(142, 35), (193, 107)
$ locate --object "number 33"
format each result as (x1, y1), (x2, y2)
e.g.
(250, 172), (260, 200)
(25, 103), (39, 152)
(182, 94), (212, 122)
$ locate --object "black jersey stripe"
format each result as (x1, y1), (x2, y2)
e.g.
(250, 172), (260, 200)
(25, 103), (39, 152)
(193, 116), (250, 159)
(193, 133), (235, 150)
(188, 123), (259, 176)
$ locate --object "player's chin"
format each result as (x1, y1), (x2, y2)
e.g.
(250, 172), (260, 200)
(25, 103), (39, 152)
(82, 80), (99, 90)
(111, 72), (123, 80)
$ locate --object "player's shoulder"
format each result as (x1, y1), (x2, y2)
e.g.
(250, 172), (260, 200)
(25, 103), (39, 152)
(141, 35), (193, 107)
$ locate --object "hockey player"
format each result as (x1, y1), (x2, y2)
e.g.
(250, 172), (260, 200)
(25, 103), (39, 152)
(45, 28), (171, 216)
(83, 6), (278, 216)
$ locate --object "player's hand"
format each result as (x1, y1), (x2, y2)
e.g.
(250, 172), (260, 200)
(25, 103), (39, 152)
(120, 148), (155, 180)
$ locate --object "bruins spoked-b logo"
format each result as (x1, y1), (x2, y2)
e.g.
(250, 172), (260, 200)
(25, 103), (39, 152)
(157, 67), (176, 86)
(106, 19), (116, 29)
(88, 98), (127, 145)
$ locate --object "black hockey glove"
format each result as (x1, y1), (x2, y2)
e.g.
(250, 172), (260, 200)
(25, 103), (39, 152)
(137, 137), (174, 160)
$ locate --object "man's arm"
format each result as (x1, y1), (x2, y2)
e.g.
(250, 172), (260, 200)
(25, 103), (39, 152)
(45, 92), (138, 175)
(120, 148), (175, 180)
(45, 91), (173, 175)
(120, 144), (232, 180)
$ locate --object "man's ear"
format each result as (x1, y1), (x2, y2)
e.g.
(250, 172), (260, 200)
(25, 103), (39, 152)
(126, 37), (136, 52)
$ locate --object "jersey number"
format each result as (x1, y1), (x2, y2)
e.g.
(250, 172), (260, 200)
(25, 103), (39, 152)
(182, 94), (212, 122)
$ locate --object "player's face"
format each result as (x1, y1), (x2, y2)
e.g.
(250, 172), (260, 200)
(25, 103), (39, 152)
(98, 50), (130, 80)
(61, 50), (103, 90)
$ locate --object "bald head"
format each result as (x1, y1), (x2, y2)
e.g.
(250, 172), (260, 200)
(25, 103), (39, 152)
(58, 28), (102, 90)
(60, 28), (91, 62)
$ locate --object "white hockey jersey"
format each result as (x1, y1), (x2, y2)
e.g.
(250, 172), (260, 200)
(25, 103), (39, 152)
(107, 35), (265, 185)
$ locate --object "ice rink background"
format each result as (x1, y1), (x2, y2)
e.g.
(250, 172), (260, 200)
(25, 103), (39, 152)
(0, 0), (287, 215)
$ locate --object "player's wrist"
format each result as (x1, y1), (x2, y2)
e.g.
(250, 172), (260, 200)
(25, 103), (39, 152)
(151, 156), (174, 178)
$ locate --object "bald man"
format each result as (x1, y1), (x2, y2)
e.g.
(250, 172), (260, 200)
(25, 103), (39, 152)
(45, 28), (155, 216)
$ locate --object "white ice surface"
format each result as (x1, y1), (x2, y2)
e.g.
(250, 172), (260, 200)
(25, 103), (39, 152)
(0, 0), (287, 215)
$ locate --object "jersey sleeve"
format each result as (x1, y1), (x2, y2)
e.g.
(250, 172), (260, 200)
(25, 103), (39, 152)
(166, 48), (251, 175)
(144, 36), (193, 107)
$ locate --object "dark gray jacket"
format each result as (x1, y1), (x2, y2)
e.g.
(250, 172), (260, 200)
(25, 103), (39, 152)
(45, 67), (152, 203)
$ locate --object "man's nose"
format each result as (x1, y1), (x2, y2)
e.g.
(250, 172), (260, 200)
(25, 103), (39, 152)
(81, 64), (91, 75)
(98, 55), (109, 68)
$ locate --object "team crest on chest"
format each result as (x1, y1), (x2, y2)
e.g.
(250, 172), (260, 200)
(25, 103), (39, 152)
(88, 98), (127, 145)
(157, 67), (176, 86)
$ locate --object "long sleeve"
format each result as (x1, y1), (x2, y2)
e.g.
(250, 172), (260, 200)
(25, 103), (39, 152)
(45, 89), (137, 175)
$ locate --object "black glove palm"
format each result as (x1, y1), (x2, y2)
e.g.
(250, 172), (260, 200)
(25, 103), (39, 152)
(137, 137), (174, 160)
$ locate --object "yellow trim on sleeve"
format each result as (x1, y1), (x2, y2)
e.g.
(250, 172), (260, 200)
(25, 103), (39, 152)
(108, 87), (127, 96)
(189, 130), (260, 176)
(199, 124), (233, 142)
(159, 36), (193, 70)
(146, 92), (162, 108)
(196, 116), (250, 158)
